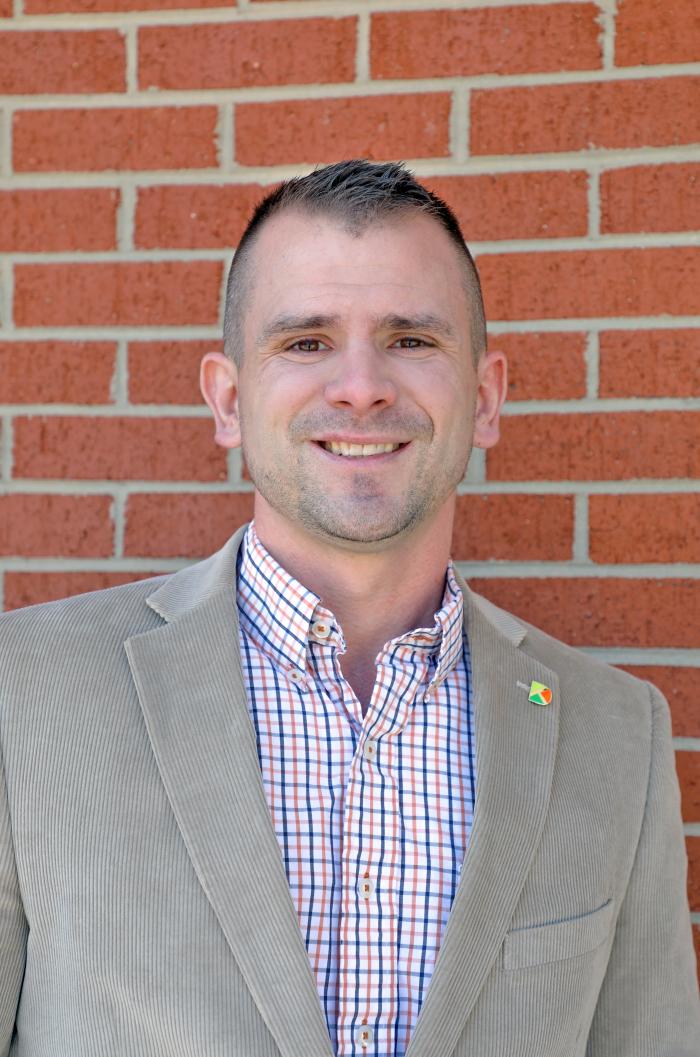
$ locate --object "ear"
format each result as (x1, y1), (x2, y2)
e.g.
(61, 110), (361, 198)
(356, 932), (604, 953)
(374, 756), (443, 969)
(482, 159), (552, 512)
(473, 349), (507, 450)
(200, 352), (242, 450)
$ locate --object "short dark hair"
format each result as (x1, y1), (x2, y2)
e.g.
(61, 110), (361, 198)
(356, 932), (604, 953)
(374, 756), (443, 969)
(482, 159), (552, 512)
(223, 159), (486, 366)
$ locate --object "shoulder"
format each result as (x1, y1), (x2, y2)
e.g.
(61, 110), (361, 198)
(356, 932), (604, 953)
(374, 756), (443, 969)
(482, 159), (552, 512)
(0, 574), (170, 678)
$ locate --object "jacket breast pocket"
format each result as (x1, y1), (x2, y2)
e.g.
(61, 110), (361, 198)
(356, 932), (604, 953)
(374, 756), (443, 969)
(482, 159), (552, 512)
(502, 898), (615, 971)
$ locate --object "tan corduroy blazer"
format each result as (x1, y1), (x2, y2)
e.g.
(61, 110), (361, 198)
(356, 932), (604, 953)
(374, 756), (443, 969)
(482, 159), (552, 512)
(0, 526), (698, 1056)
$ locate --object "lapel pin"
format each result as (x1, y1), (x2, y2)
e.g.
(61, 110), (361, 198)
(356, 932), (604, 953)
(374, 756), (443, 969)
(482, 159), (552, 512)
(528, 680), (553, 706)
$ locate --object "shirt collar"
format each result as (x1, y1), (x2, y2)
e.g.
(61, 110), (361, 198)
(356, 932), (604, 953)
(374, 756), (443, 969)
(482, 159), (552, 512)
(236, 522), (464, 680)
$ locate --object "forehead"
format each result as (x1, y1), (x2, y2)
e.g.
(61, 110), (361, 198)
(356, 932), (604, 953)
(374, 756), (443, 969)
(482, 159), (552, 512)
(244, 209), (471, 335)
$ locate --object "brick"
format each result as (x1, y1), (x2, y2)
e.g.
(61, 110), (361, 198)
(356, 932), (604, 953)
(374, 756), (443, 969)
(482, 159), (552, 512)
(616, 667), (699, 738)
(425, 171), (588, 241)
(467, 577), (698, 648)
(128, 340), (222, 405)
(27, 0), (232, 9)
(0, 31), (124, 94)
(372, 4), (601, 79)
(13, 107), (218, 173)
(3, 571), (156, 613)
(0, 0), (11, 16)
(590, 494), (700, 564)
(489, 412), (700, 481)
(599, 330), (700, 398)
(616, 0), (700, 67)
(490, 332), (587, 400)
(0, 189), (118, 253)
(471, 77), (700, 155)
(451, 494), (573, 561)
(0, 494), (113, 557)
(135, 184), (266, 250)
(124, 492), (254, 557)
(688, 837), (700, 912)
(601, 163), (700, 234)
(235, 94), (451, 167)
(139, 18), (355, 91)
(477, 248), (700, 320)
(0, 342), (115, 404)
(677, 751), (700, 822)
(14, 261), (222, 327)
(13, 417), (226, 481)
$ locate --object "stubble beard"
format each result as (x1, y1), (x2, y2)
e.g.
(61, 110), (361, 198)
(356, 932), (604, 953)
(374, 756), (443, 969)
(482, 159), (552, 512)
(243, 432), (471, 547)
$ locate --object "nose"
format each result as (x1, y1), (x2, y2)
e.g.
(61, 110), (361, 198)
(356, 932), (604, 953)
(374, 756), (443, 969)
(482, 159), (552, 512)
(323, 345), (397, 414)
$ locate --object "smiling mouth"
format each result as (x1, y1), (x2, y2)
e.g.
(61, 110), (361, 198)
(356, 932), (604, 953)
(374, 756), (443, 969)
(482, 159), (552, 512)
(318, 441), (404, 458)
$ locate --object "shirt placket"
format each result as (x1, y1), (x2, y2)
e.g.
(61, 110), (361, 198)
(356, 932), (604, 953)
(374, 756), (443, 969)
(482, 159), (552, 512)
(336, 647), (431, 1057)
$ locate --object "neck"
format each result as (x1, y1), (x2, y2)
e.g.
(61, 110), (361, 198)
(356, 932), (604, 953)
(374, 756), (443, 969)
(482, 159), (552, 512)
(252, 498), (455, 707)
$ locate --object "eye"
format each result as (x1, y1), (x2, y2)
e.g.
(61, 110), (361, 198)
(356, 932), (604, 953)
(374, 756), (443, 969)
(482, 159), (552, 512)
(390, 336), (435, 350)
(286, 338), (329, 354)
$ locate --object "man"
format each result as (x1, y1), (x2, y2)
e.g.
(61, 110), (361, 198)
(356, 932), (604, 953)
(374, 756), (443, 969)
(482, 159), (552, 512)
(0, 160), (697, 1056)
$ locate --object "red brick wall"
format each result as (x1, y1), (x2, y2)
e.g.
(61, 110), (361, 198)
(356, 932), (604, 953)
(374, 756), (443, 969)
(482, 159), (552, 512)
(0, 0), (698, 966)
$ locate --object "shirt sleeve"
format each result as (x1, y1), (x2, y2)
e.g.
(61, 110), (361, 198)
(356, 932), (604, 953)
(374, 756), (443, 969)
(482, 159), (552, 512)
(586, 683), (700, 1055)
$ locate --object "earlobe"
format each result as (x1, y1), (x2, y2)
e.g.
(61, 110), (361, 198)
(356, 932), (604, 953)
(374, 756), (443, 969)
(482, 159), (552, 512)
(200, 351), (242, 450)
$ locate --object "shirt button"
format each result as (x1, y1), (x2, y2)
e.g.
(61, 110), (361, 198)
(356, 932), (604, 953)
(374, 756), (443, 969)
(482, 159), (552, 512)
(355, 1024), (373, 1048)
(363, 739), (377, 761)
(287, 668), (306, 688)
(310, 619), (331, 640)
(357, 875), (375, 899)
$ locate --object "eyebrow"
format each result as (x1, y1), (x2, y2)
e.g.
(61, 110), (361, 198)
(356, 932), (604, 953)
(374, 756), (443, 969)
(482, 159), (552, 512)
(257, 314), (342, 345)
(257, 312), (457, 345)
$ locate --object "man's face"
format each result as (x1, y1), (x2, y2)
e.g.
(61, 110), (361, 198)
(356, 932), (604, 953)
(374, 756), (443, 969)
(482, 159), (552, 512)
(204, 209), (505, 549)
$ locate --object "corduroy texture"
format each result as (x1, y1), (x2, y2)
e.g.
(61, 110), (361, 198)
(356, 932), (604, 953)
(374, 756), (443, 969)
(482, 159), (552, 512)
(0, 527), (697, 1055)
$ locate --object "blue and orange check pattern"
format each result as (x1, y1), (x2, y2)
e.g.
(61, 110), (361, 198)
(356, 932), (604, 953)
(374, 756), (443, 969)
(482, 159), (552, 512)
(236, 524), (475, 1057)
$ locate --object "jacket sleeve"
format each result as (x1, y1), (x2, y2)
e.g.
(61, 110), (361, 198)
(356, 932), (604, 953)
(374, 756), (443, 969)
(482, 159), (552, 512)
(0, 737), (27, 1057)
(586, 683), (700, 1055)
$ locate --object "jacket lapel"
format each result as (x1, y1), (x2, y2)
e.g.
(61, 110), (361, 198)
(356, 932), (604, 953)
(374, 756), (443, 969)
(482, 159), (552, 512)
(124, 528), (334, 1057)
(405, 584), (559, 1057)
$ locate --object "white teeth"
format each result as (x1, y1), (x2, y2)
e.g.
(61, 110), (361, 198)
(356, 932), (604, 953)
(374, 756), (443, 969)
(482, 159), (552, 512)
(322, 441), (401, 457)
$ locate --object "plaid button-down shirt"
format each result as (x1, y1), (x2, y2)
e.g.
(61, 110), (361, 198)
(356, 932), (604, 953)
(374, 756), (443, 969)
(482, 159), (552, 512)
(236, 524), (476, 1057)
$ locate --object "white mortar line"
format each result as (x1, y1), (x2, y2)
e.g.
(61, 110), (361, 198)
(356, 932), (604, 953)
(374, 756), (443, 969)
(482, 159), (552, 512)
(124, 24), (138, 95)
(584, 332), (600, 398)
(599, 0), (618, 72)
(217, 102), (233, 173)
(6, 397), (694, 417)
(674, 739), (700, 751)
(453, 561), (700, 578)
(4, 62), (700, 108)
(685, 823), (700, 836)
(455, 480), (700, 495)
(450, 86), (469, 163)
(1, 318), (697, 344)
(0, 258), (12, 331)
(502, 398), (700, 413)
(111, 488), (125, 559)
(3, 147), (699, 188)
(10, 0), (647, 30)
(5, 230), (699, 261)
(115, 183), (135, 252)
(1, 478), (697, 497)
(227, 448), (246, 486)
(112, 339), (129, 407)
(0, 416), (12, 482)
(355, 8), (370, 83)
(464, 446), (486, 485)
(12, 0), (22, 17)
(587, 165), (601, 239)
(581, 647), (700, 663)
(573, 494), (589, 562)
